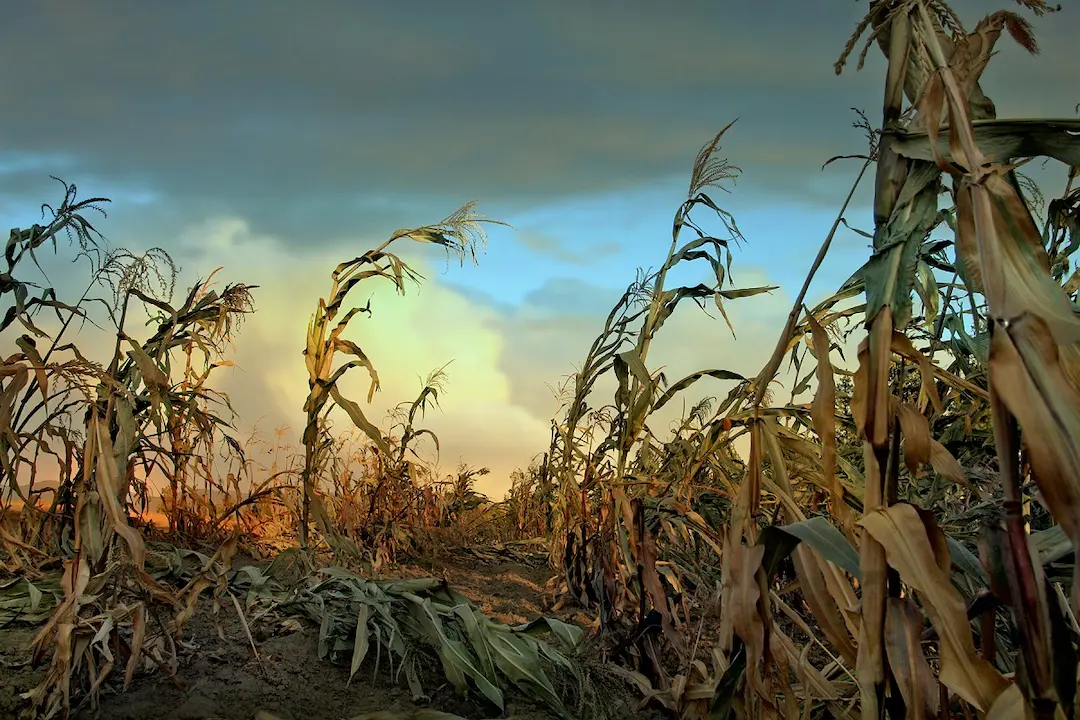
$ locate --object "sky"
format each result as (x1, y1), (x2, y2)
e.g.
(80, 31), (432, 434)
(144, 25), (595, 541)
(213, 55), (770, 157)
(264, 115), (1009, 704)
(1, 1), (1077, 498)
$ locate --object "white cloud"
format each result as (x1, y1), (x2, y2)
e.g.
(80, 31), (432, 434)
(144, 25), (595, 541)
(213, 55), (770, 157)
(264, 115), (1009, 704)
(173, 218), (551, 495)
(186, 216), (812, 497)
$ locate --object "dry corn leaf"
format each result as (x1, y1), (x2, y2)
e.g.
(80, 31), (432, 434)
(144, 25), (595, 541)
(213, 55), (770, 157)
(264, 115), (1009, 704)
(890, 332), (944, 414)
(928, 438), (970, 491)
(988, 314), (1080, 606)
(792, 545), (858, 667)
(915, 3), (1080, 350)
(90, 419), (149, 573)
(896, 403), (972, 492)
(726, 541), (766, 674)
(895, 119), (1080, 169)
(641, 519), (682, 652)
(770, 597), (843, 702)
(806, 310), (852, 533)
(327, 385), (392, 456)
(123, 602), (146, 691)
(747, 418), (763, 518)
(985, 683), (1034, 720)
(860, 502), (1011, 711)
(856, 442), (887, 709)
(884, 597), (938, 719)
(14, 337), (49, 403)
(896, 403), (932, 475)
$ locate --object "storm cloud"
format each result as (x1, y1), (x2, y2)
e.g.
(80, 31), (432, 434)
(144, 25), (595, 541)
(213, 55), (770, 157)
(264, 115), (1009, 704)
(1, 1), (1075, 494)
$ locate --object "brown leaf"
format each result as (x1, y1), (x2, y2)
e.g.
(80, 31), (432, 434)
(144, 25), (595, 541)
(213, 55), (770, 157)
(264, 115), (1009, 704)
(125, 338), (169, 410)
(90, 418), (146, 570)
(985, 683), (1034, 720)
(913, 3), (1080, 349)
(890, 332), (944, 414)
(885, 597), (939, 719)
(928, 438), (972, 492)
(896, 403), (932, 475)
(747, 418), (763, 518)
(641, 520), (683, 652)
(894, 119), (1080, 170)
(850, 338), (869, 435)
(806, 310), (852, 531)
(14, 337), (49, 403)
(860, 503), (1011, 711)
(728, 543), (767, 694)
(769, 598), (841, 701)
(989, 313), (1080, 607)
(792, 546), (858, 666)
(124, 603), (146, 691)
(916, 70), (949, 167)
(969, 171), (1080, 346)
(857, 442), (888, 696)
(866, 309), (894, 448)
(895, 403), (974, 492)
(327, 386), (392, 456)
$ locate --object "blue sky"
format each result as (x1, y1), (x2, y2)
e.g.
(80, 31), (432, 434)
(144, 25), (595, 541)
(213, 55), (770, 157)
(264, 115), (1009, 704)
(1, 0), (1076, 495)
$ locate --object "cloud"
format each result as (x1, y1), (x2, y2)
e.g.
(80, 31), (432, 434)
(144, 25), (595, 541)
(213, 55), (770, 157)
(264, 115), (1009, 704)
(3, 201), (866, 500)
(155, 216), (556, 498)
(2, 0), (1072, 251)
(1, 0), (1072, 498)
(466, 267), (801, 426)
(152, 215), (813, 495)
(516, 232), (623, 266)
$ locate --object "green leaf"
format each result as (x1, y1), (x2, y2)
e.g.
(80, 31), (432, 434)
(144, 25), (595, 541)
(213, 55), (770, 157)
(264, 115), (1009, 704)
(946, 536), (988, 583)
(415, 599), (504, 710)
(617, 349), (653, 389)
(709, 641), (747, 719)
(482, 625), (566, 716)
(349, 604), (371, 681)
(1031, 524), (1073, 565)
(758, 516), (861, 579)
(512, 617), (584, 652)
(453, 606), (498, 683)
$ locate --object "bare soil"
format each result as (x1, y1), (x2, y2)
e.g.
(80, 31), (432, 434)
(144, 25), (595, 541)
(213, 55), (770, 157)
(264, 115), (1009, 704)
(0, 555), (662, 720)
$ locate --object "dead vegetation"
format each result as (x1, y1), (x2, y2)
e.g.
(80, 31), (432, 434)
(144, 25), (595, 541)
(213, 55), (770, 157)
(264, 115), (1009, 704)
(2, 0), (1080, 718)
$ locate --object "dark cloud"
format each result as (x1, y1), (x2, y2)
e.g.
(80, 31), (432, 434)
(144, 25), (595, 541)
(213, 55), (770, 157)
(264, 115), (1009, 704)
(3, 0), (1072, 246)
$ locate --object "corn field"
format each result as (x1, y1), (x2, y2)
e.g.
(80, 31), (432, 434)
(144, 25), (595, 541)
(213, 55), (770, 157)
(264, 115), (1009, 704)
(1, 1), (1079, 718)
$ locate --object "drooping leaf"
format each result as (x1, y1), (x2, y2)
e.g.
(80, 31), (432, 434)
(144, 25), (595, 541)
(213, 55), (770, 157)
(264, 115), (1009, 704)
(860, 503), (1012, 711)
(758, 516), (861, 580)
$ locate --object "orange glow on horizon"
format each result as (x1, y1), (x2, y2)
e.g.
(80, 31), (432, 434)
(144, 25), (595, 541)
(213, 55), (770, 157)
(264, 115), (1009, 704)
(6, 499), (175, 530)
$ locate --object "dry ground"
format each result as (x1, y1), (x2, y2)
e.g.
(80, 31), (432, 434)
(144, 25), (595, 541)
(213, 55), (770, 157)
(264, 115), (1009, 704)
(0, 553), (663, 720)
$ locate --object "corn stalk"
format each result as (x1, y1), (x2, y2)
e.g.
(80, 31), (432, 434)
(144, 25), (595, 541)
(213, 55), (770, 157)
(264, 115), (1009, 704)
(299, 203), (504, 549)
